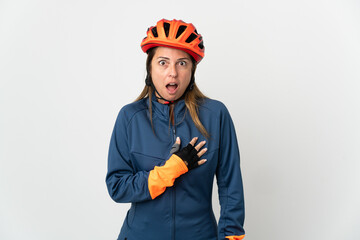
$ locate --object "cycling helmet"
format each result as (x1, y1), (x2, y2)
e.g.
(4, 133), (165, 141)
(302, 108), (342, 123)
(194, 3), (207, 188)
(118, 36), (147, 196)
(141, 19), (205, 63)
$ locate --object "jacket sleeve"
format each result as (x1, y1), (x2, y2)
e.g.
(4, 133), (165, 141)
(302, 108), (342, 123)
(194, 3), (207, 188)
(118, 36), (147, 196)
(105, 108), (188, 203)
(216, 105), (245, 240)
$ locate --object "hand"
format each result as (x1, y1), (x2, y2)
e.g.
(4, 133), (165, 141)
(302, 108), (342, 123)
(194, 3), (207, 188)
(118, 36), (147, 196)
(174, 137), (207, 170)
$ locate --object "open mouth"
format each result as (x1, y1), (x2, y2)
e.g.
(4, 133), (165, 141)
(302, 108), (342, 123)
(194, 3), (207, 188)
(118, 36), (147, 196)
(166, 83), (178, 92)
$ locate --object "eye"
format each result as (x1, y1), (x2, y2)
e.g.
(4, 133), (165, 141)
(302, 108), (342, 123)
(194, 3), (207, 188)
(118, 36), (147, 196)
(178, 61), (187, 66)
(159, 60), (166, 66)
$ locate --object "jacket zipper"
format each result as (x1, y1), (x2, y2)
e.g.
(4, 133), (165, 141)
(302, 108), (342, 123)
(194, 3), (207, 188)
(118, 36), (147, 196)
(171, 108), (176, 240)
(172, 128), (176, 142)
(172, 184), (176, 240)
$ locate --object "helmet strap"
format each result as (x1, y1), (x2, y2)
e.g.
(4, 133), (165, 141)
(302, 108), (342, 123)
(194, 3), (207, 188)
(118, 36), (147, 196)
(187, 75), (195, 91)
(145, 75), (152, 86)
(146, 75), (174, 104)
(152, 84), (175, 105)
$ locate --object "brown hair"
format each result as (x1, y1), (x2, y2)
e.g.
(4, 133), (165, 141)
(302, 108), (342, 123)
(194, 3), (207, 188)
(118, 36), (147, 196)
(135, 47), (209, 139)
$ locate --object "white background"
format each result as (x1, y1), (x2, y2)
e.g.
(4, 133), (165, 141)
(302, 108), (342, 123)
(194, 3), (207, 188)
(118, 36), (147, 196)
(1, 0), (359, 239)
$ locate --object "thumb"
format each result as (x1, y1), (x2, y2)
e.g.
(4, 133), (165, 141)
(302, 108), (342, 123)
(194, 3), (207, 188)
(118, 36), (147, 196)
(170, 137), (181, 155)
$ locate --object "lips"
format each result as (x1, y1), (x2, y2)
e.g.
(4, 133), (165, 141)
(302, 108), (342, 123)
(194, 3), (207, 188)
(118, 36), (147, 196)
(166, 83), (178, 94)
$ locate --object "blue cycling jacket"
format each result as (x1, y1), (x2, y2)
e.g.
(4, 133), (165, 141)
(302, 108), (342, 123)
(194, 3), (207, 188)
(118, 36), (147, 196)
(106, 96), (245, 240)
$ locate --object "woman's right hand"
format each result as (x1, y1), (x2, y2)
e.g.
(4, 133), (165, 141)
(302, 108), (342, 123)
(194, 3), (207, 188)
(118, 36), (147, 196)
(174, 137), (207, 170)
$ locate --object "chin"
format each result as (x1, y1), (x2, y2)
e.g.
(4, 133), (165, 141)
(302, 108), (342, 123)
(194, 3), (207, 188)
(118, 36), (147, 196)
(167, 96), (178, 101)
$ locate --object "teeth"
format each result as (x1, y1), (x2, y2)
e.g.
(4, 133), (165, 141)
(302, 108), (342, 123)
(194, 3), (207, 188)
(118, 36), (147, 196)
(169, 83), (176, 86)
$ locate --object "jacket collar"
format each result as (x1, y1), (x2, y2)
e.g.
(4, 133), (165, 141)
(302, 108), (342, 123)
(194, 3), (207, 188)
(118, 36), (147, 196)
(146, 92), (186, 121)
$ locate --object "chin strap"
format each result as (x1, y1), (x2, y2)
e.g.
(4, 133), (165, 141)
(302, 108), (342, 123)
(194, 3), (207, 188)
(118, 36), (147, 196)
(152, 82), (175, 105)
(146, 75), (175, 105)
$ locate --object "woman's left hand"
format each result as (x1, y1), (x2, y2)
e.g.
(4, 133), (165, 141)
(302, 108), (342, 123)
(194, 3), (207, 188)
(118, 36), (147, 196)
(173, 137), (207, 170)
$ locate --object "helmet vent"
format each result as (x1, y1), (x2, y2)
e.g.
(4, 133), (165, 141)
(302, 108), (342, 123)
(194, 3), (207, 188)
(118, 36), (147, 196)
(151, 27), (158, 37)
(163, 22), (170, 37)
(185, 33), (198, 43)
(198, 42), (204, 50)
(141, 19), (205, 62)
(176, 25), (187, 38)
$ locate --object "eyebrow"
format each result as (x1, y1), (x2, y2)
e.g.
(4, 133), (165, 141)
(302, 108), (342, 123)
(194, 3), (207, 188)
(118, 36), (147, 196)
(177, 57), (190, 61)
(157, 57), (170, 60)
(157, 57), (190, 61)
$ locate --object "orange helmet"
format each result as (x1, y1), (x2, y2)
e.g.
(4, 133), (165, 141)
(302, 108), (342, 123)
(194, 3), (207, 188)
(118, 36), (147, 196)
(141, 19), (205, 63)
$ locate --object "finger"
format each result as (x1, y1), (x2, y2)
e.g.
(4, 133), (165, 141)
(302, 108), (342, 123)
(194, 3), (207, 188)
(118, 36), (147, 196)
(189, 137), (198, 146)
(197, 148), (208, 157)
(195, 140), (206, 151)
(176, 137), (181, 145)
(170, 141), (180, 155)
(197, 159), (207, 166)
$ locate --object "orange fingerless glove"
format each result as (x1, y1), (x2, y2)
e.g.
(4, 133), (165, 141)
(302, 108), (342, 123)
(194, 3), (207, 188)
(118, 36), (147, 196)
(148, 154), (188, 199)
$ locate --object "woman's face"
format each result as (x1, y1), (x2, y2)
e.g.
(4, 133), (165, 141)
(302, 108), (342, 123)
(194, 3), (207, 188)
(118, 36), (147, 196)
(150, 47), (193, 103)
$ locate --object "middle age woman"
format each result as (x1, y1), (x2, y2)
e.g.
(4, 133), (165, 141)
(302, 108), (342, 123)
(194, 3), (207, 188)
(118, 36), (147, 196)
(106, 18), (245, 240)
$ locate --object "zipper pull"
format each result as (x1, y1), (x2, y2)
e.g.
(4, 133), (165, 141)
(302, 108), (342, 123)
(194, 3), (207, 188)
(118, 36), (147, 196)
(173, 128), (176, 141)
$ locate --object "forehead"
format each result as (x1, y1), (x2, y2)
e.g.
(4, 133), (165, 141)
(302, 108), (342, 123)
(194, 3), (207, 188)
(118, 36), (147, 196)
(153, 46), (191, 59)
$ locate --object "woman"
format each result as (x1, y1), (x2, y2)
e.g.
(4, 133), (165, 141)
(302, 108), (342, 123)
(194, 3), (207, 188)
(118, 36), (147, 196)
(106, 19), (245, 240)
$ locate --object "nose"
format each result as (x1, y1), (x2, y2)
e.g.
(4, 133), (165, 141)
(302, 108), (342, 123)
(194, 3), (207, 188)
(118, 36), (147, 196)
(168, 63), (177, 78)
